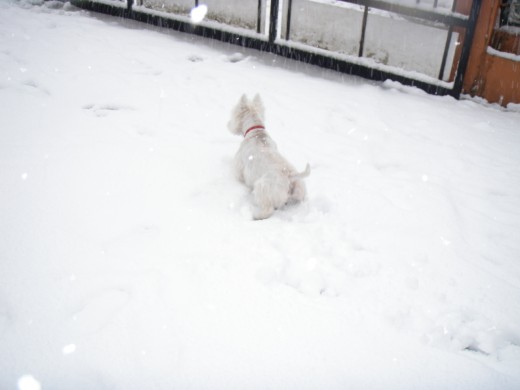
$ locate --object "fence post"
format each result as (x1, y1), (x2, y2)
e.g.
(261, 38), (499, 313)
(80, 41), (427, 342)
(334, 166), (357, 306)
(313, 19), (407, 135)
(451, 0), (482, 98)
(286, 0), (293, 40)
(358, 6), (369, 57)
(269, 0), (280, 44)
(257, 0), (262, 34)
(127, 0), (133, 11)
(438, 0), (458, 80)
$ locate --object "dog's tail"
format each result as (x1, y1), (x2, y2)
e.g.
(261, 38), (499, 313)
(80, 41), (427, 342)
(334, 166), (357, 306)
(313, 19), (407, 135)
(290, 163), (311, 181)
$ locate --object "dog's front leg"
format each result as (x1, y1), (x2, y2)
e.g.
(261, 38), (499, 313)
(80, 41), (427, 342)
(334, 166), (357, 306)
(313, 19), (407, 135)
(233, 156), (245, 183)
(253, 205), (274, 220)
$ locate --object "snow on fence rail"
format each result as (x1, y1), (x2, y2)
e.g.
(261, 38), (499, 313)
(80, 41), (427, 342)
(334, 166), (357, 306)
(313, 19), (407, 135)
(70, 0), (481, 98)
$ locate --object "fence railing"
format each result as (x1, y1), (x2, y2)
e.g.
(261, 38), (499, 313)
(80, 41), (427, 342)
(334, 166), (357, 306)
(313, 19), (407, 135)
(71, 0), (481, 98)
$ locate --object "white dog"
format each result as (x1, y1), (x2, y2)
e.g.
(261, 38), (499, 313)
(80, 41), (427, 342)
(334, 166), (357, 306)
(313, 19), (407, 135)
(228, 94), (310, 220)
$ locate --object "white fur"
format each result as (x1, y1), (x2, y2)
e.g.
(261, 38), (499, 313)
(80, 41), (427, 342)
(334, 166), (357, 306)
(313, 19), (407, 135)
(228, 94), (310, 220)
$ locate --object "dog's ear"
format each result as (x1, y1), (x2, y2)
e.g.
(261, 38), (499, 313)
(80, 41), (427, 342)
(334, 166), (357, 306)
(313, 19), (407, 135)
(239, 94), (249, 107)
(252, 94), (263, 108)
(228, 94), (249, 135)
(252, 94), (265, 118)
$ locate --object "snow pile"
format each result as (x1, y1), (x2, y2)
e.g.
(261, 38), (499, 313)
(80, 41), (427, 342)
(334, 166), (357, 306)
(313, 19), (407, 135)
(1, 1), (520, 389)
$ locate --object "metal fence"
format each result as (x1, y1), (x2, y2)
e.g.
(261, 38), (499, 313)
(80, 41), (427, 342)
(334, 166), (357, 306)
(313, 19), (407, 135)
(71, 0), (481, 98)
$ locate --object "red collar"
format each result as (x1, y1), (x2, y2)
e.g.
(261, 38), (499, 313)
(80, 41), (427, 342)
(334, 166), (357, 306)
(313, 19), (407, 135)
(244, 125), (265, 137)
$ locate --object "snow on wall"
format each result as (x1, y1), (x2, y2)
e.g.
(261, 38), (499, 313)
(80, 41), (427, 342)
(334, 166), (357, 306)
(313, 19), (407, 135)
(282, 1), (363, 55)
(143, 0), (263, 31)
(381, 0), (455, 10)
(363, 10), (458, 79)
(203, 0), (263, 30)
(285, 0), (458, 79)
(142, 0), (193, 14)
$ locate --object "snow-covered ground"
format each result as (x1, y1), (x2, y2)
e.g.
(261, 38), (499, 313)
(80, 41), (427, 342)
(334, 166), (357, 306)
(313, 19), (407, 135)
(1, 1), (520, 389)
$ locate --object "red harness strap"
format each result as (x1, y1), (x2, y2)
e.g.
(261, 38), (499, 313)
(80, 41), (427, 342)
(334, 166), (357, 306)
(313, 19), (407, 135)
(244, 125), (265, 137)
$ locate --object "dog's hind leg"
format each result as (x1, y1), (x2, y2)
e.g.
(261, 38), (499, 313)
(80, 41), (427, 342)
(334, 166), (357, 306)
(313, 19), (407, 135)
(289, 179), (307, 203)
(252, 174), (289, 220)
(252, 179), (275, 220)
(253, 205), (275, 220)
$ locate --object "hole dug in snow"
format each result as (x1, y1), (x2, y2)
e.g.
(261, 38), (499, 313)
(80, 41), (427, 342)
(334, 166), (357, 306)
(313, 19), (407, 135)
(426, 309), (520, 357)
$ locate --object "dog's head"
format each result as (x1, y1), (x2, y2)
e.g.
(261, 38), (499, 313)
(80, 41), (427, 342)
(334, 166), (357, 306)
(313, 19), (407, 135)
(227, 94), (265, 136)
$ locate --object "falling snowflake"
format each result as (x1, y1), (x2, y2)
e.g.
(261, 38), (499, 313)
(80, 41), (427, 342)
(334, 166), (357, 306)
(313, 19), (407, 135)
(190, 5), (208, 24)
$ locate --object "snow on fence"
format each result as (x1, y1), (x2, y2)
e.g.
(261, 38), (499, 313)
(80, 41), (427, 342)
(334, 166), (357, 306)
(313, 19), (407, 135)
(283, 0), (462, 80)
(71, 0), (481, 98)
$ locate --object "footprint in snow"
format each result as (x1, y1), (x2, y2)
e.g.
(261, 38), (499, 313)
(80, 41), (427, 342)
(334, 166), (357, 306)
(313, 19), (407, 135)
(188, 54), (204, 63)
(70, 287), (130, 334)
(225, 52), (247, 63)
(82, 103), (134, 117)
(22, 79), (51, 96)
